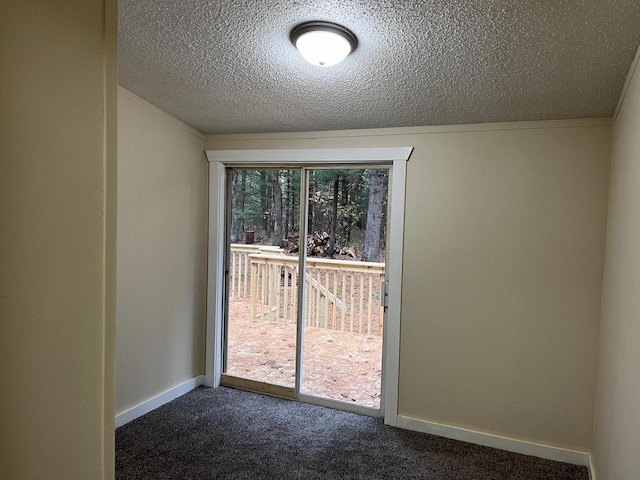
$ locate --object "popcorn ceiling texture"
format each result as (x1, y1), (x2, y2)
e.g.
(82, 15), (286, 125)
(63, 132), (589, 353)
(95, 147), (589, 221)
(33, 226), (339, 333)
(118, 0), (640, 134)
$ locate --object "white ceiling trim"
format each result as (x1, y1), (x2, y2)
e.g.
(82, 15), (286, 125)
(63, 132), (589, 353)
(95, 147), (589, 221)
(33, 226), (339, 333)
(205, 147), (413, 164)
(204, 117), (613, 142)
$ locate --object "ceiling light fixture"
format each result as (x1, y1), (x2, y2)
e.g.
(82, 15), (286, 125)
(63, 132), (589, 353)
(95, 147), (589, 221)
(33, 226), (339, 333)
(290, 21), (358, 67)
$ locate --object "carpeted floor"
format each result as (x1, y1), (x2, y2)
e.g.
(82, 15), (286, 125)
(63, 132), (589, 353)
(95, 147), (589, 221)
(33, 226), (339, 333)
(116, 386), (588, 480)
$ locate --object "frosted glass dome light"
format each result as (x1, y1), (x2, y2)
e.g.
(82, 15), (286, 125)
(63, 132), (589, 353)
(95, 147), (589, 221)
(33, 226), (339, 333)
(291, 22), (358, 67)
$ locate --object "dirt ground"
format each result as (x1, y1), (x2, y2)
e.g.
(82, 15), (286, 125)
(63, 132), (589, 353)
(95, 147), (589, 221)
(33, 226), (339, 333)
(226, 299), (382, 408)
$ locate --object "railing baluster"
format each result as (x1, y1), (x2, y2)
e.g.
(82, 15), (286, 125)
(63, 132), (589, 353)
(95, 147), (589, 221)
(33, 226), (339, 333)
(274, 264), (278, 323)
(292, 266), (297, 326)
(270, 263), (276, 322)
(242, 252), (248, 298)
(341, 271), (346, 331)
(332, 270), (337, 329)
(359, 272), (364, 334)
(314, 268), (320, 327)
(303, 269), (313, 326)
(368, 274), (373, 335)
(349, 273), (354, 333)
(320, 269), (325, 327)
(283, 265), (289, 324)
(250, 261), (257, 320)
(230, 251), (236, 298)
(262, 263), (267, 322)
(236, 251), (240, 298)
(235, 252), (239, 298)
(236, 251), (240, 299)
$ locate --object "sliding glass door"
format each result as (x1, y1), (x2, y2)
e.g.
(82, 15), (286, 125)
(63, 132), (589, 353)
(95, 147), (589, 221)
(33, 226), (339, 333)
(222, 166), (388, 412)
(223, 168), (301, 396)
(299, 168), (387, 409)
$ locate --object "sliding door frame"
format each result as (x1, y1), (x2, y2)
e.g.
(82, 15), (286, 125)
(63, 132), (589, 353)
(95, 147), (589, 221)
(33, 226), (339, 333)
(204, 148), (412, 426)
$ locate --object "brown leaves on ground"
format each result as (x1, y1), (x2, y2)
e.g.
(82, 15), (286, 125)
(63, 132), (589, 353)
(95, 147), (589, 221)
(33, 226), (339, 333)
(226, 298), (382, 408)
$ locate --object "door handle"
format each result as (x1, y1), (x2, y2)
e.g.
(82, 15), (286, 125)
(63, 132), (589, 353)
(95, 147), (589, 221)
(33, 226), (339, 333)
(381, 280), (389, 309)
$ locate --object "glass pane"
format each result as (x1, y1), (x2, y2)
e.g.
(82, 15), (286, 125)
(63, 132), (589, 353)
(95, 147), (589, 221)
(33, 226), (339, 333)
(301, 168), (388, 408)
(225, 169), (301, 388)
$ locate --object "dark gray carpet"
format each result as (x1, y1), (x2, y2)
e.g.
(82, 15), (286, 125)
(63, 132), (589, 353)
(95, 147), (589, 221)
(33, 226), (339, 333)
(116, 386), (588, 480)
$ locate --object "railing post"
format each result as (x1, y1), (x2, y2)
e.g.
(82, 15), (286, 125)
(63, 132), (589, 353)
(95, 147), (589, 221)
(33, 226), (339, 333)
(270, 263), (277, 322)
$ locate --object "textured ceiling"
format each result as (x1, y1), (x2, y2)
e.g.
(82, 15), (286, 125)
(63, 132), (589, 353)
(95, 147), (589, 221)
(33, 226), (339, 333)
(119, 0), (640, 134)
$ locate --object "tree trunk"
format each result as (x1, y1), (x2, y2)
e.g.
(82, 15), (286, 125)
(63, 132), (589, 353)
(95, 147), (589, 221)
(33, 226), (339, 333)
(308, 172), (314, 235)
(362, 169), (385, 262)
(328, 175), (339, 257)
(260, 171), (269, 235)
(342, 178), (350, 242)
(284, 171), (291, 239)
(240, 170), (246, 239)
(232, 170), (246, 242)
(272, 170), (283, 247)
(289, 171), (297, 236)
(231, 172), (239, 242)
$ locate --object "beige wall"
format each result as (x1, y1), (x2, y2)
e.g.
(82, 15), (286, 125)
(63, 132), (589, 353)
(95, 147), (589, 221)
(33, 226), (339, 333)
(116, 89), (208, 414)
(0, 1), (117, 479)
(592, 58), (640, 479)
(205, 118), (610, 451)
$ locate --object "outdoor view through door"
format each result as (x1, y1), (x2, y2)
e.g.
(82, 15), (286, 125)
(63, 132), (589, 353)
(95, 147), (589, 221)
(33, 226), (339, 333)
(224, 167), (388, 409)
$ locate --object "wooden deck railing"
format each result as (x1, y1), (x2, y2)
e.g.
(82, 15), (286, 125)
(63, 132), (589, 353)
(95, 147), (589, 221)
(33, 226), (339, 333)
(228, 244), (285, 299)
(229, 245), (385, 336)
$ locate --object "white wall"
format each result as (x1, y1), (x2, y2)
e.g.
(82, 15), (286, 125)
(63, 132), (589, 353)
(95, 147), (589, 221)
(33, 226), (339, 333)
(116, 88), (208, 414)
(205, 118), (611, 451)
(0, 1), (117, 479)
(592, 54), (640, 479)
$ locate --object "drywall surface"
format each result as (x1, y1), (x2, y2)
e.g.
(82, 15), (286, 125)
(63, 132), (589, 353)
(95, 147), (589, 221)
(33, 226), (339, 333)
(205, 118), (610, 450)
(116, 89), (208, 414)
(592, 58), (640, 479)
(0, 1), (117, 479)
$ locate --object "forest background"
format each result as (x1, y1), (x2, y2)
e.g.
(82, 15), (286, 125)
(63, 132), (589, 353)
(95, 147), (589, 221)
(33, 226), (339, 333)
(230, 169), (389, 262)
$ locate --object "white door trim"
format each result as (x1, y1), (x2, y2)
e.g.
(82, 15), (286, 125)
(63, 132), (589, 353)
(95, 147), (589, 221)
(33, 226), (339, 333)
(205, 160), (226, 389)
(204, 147), (412, 426)
(382, 158), (408, 426)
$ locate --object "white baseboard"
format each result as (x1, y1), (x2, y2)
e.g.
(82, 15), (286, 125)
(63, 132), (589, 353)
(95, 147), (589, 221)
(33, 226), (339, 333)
(115, 375), (205, 428)
(396, 415), (590, 467)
